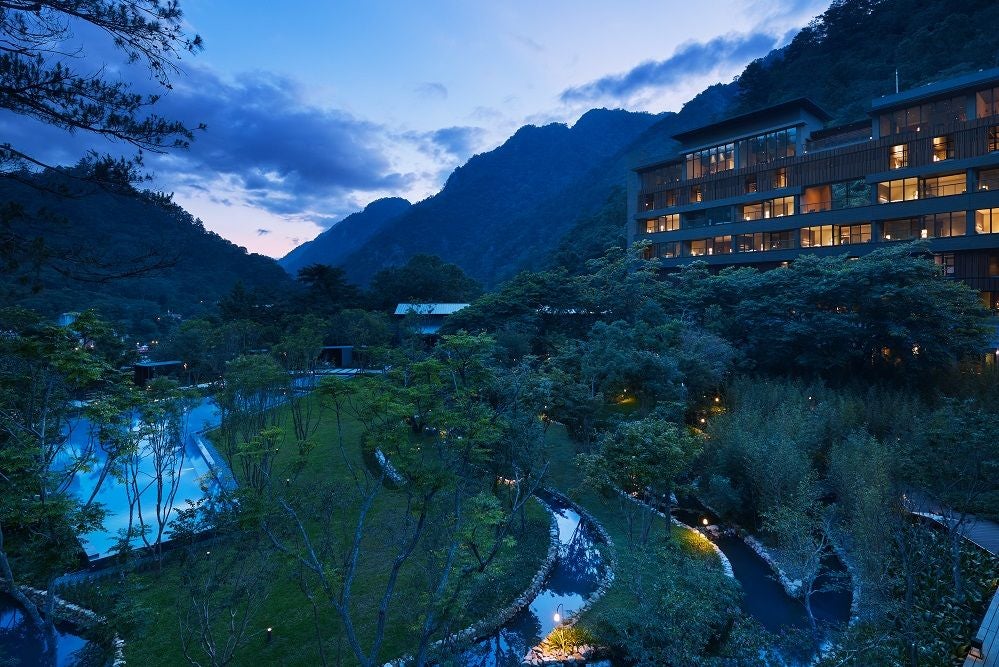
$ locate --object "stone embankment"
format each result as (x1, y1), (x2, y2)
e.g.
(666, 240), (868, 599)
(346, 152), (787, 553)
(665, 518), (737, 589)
(1, 581), (125, 665)
(383, 495), (561, 666)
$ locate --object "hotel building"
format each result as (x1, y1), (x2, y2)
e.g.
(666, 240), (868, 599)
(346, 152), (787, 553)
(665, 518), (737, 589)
(627, 67), (999, 317)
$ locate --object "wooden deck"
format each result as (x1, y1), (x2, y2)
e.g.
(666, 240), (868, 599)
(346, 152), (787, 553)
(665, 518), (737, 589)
(964, 585), (999, 667)
(904, 492), (999, 666)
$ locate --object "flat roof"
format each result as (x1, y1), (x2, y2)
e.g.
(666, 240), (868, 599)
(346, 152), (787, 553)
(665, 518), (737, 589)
(871, 66), (999, 112)
(394, 303), (470, 316)
(672, 98), (832, 144)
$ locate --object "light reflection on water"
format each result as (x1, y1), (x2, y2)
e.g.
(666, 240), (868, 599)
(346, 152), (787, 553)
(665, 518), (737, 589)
(454, 495), (608, 667)
(61, 398), (223, 559)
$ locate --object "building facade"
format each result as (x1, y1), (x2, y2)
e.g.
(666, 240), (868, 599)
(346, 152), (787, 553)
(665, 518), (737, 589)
(627, 67), (999, 318)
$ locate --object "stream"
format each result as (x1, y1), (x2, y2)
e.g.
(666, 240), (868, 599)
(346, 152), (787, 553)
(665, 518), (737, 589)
(673, 500), (852, 663)
(453, 491), (609, 666)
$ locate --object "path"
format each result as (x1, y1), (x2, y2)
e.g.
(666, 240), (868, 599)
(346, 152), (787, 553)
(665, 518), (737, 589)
(903, 493), (999, 667)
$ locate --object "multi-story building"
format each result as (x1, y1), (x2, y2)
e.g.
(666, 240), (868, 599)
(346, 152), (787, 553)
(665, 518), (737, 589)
(627, 67), (999, 320)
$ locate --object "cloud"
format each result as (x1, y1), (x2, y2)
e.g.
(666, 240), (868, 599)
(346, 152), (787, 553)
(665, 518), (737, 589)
(427, 126), (484, 159)
(414, 82), (448, 100)
(511, 33), (544, 53)
(560, 31), (780, 103)
(256, 228), (271, 236)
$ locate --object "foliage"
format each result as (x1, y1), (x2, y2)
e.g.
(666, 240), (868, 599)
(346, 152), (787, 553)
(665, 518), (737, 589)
(587, 544), (740, 666)
(735, 0), (999, 123)
(367, 253), (482, 311)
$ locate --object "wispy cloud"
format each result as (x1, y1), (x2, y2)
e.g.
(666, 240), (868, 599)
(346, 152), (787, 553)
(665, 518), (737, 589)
(560, 31), (780, 104)
(256, 228), (271, 236)
(414, 81), (448, 100)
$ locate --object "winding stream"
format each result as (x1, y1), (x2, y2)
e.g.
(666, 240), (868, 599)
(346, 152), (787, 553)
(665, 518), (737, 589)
(454, 492), (609, 666)
(673, 501), (852, 659)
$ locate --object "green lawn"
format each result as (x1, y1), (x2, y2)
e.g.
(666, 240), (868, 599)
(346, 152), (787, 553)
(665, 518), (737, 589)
(541, 423), (724, 623)
(66, 394), (551, 666)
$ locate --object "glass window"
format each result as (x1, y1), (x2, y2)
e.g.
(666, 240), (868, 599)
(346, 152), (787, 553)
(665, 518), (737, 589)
(934, 253), (956, 276)
(801, 225), (835, 248)
(980, 168), (999, 191)
(877, 178), (919, 203)
(921, 173), (966, 197)
(976, 208), (999, 234)
(977, 87), (999, 118)
(925, 211), (965, 237)
(773, 167), (788, 188)
(932, 135), (953, 161)
(745, 174), (757, 194)
(643, 214), (680, 234)
(736, 231), (796, 252)
(889, 144), (908, 169)
(837, 223), (872, 245)
(990, 126), (999, 152)
(691, 185), (703, 203)
(990, 256), (999, 277)
(882, 218), (922, 241)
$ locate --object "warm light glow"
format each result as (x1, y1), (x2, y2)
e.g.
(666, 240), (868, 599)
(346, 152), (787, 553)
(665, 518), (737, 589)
(553, 612), (560, 624)
(701, 518), (709, 526)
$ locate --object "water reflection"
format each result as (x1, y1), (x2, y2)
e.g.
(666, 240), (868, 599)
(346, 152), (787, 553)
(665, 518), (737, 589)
(0, 594), (89, 666)
(454, 494), (608, 666)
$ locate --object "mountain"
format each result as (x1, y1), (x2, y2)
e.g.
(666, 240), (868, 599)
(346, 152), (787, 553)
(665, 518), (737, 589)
(279, 197), (412, 277)
(1, 172), (293, 334)
(334, 108), (669, 287)
(290, 0), (999, 289)
(735, 0), (999, 123)
(324, 88), (738, 288)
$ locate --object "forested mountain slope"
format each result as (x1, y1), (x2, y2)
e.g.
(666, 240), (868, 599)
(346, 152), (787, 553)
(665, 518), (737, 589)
(1, 173), (292, 334)
(279, 197), (412, 277)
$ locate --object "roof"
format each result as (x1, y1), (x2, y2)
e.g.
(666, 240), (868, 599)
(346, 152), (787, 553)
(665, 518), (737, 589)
(671, 98), (832, 144)
(394, 303), (470, 316)
(871, 66), (999, 112)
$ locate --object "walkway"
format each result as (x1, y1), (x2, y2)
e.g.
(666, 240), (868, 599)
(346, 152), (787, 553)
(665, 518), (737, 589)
(903, 494), (999, 667)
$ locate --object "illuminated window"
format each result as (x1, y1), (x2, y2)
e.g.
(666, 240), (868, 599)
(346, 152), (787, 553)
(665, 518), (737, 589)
(921, 173), (965, 197)
(801, 225), (835, 247)
(990, 126), (999, 152)
(837, 223), (872, 245)
(741, 196), (795, 220)
(745, 174), (757, 194)
(687, 236), (733, 256)
(976, 208), (999, 234)
(877, 178), (919, 203)
(932, 136), (953, 161)
(643, 214), (680, 234)
(934, 253), (956, 276)
(773, 167), (788, 188)
(691, 185), (703, 203)
(889, 144), (908, 169)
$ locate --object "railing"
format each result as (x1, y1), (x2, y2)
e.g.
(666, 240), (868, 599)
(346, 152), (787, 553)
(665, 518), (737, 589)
(922, 182), (967, 198)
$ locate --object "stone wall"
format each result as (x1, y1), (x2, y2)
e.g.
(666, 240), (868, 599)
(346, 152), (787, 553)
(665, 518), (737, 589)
(1, 581), (125, 666)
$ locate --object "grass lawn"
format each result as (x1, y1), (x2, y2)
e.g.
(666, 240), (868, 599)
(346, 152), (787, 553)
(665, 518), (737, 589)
(66, 394), (552, 666)
(541, 423), (725, 623)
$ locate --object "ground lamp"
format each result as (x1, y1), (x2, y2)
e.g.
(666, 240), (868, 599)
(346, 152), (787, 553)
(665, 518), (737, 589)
(553, 603), (565, 654)
(968, 637), (984, 661)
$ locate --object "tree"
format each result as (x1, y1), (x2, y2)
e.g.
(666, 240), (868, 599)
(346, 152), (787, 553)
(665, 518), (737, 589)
(579, 416), (701, 546)
(1, 0), (202, 176)
(367, 254), (482, 311)
(1, 0), (204, 284)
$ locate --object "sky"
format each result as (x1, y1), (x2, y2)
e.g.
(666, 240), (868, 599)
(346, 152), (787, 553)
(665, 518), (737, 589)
(0, 0), (831, 258)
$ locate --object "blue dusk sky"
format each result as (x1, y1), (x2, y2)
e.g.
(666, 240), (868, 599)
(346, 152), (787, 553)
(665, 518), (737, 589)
(0, 0), (830, 257)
